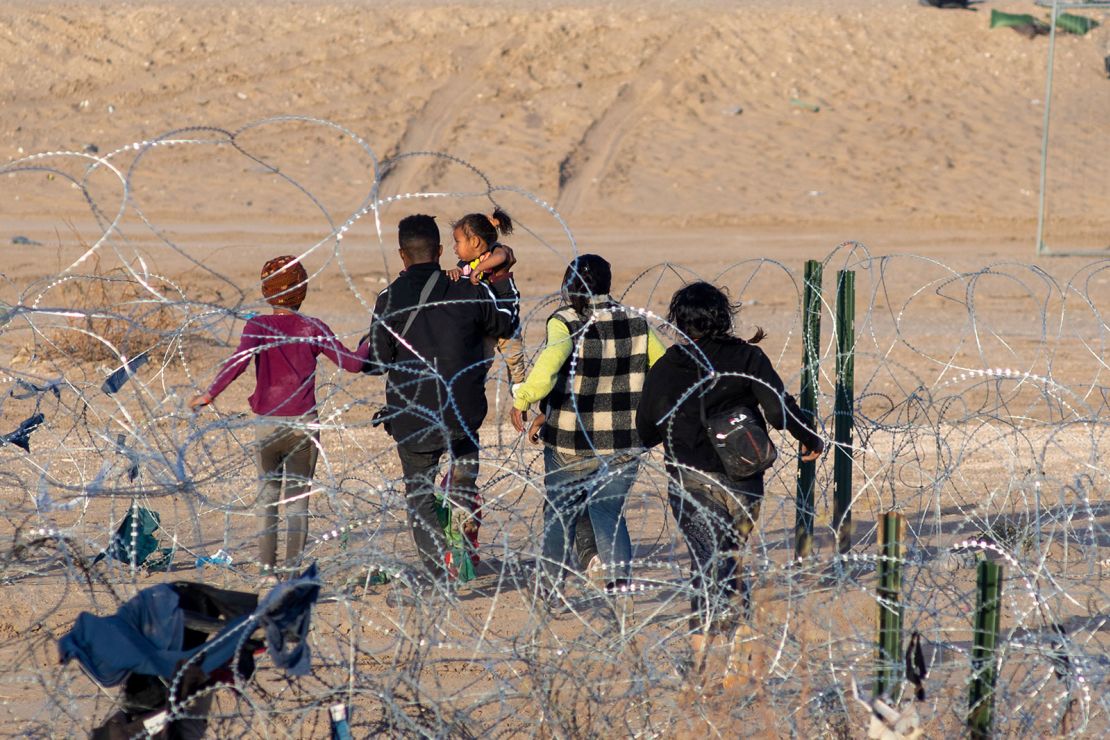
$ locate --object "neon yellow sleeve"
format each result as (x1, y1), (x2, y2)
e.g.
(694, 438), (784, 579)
(647, 328), (666, 367)
(513, 318), (573, 411)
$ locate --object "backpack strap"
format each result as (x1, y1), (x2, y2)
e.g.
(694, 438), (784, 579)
(399, 271), (442, 338)
(697, 340), (759, 426)
(697, 357), (717, 430)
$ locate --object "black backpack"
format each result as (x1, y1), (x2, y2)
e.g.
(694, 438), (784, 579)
(699, 377), (778, 481)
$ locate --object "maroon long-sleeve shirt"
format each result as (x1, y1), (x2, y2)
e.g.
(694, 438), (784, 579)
(207, 313), (369, 417)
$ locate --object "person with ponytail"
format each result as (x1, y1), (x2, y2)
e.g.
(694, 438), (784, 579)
(189, 255), (370, 583)
(636, 281), (823, 661)
(510, 254), (666, 599)
(448, 209), (525, 388)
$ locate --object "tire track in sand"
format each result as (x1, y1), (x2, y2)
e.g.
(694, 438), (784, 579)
(555, 31), (691, 219)
(381, 43), (502, 195)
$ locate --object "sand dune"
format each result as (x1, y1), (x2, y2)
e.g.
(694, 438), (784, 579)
(3, 0), (1109, 246)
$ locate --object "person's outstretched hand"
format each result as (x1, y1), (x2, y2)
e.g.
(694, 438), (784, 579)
(188, 393), (212, 411)
(510, 407), (544, 444)
(800, 440), (823, 462)
(510, 406), (527, 433)
(527, 412), (544, 444)
(446, 267), (463, 281)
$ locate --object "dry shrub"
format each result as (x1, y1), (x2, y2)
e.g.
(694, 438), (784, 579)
(41, 256), (185, 363)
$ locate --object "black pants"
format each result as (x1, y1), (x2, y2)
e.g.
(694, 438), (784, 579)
(396, 435), (480, 578)
(668, 470), (763, 635)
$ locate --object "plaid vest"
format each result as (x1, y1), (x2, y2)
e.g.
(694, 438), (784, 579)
(541, 298), (651, 456)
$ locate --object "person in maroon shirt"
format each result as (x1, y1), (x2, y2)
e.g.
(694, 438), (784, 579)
(190, 256), (369, 582)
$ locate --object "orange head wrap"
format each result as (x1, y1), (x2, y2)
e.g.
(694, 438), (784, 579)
(261, 256), (308, 308)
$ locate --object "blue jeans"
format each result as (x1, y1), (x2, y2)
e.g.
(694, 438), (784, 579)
(541, 446), (638, 587)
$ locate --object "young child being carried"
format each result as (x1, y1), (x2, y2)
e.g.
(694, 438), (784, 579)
(447, 209), (526, 388)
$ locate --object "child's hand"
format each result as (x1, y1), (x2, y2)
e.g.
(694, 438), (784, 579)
(510, 407), (545, 444)
(446, 268), (463, 281)
(527, 412), (545, 444)
(188, 393), (212, 411)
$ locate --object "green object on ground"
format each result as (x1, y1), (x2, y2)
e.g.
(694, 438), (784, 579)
(990, 9), (1098, 36)
(874, 512), (905, 700)
(968, 560), (1004, 739)
(97, 502), (161, 567)
(789, 98), (820, 112)
(435, 494), (476, 583)
(1056, 13), (1099, 36)
(833, 270), (855, 555)
(990, 9), (1044, 30)
(794, 259), (822, 559)
(145, 546), (175, 572)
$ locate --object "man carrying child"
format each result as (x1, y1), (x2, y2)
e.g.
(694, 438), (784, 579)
(364, 213), (518, 581)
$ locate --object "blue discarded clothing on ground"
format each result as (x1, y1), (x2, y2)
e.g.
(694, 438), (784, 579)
(59, 564), (321, 687)
(10, 377), (61, 400)
(259, 563), (320, 676)
(58, 584), (195, 687)
(114, 434), (141, 481)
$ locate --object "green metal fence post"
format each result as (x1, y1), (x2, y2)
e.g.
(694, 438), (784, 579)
(874, 511), (904, 700)
(969, 560), (1004, 739)
(795, 259), (822, 559)
(833, 270), (855, 554)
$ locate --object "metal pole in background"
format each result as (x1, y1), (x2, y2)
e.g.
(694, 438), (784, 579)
(1035, 0), (1060, 255)
(968, 559), (1005, 739)
(874, 511), (905, 700)
(833, 269), (855, 554)
(795, 259), (822, 559)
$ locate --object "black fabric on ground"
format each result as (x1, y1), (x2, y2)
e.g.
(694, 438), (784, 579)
(919, 0), (973, 9)
(102, 352), (150, 395)
(1, 412), (44, 452)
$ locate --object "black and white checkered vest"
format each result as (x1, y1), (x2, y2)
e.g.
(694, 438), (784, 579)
(541, 297), (651, 456)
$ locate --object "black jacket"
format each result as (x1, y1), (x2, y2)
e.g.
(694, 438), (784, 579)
(636, 336), (822, 477)
(364, 263), (517, 449)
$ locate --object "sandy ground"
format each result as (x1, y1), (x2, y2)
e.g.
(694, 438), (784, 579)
(0, 0), (1109, 736)
(2, 0), (1110, 243)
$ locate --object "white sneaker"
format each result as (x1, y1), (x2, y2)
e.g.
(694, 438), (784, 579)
(586, 555), (605, 588)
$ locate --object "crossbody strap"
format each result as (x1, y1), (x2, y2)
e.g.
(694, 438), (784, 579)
(698, 371), (716, 430)
(399, 271), (442, 338)
(697, 342), (758, 426)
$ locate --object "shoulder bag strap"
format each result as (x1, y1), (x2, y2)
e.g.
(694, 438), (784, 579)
(698, 356), (717, 429)
(399, 271), (442, 338)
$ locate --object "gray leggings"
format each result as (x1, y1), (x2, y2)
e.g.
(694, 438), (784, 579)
(255, 421), (319, 570)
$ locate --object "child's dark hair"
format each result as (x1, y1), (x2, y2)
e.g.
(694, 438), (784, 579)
(667, 281), (765, 344)
(562, 254), (612, 317)
(453, 208), (513, 248)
